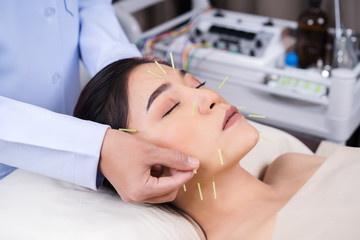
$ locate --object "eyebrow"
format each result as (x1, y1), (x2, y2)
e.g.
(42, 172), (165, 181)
(146, 83), (170, 112)
(146, 69), (187, 112)
(179, 69), (187, 77)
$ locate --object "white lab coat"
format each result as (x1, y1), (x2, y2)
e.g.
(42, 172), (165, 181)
(0, 0), (141, 189)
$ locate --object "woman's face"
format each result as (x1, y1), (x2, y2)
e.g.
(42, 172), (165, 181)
(127, 63), (259, 176)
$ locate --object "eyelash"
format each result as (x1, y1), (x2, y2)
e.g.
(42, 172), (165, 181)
(196, 81), (206, 89)
(163, 102), (180, 118)
(162, 81), (206, 118)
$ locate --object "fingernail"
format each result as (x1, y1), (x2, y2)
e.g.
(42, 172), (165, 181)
(187, 156), (199, 167)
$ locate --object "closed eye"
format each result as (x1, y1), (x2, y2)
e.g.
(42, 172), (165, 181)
(196, 81), (206, 89)
(163, 102), (180, 118)
(162, 81), (205, 118)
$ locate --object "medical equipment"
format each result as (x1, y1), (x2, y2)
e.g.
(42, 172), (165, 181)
(295, 0), (328, 68)
(119, 1), (360, 144)
(332, 0), (358, 69)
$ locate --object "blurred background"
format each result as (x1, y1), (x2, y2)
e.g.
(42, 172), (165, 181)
(113, 0), (359, 34)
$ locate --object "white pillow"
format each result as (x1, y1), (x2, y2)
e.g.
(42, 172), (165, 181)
(0, 170), (204, 240)
(0, 121), (311, 240)
(242, 121), (313, 178)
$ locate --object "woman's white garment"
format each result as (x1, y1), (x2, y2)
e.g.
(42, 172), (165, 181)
(273, 146), (360, 240)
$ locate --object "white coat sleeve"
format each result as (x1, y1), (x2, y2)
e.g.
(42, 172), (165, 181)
(0, 96), (109, 189)
(78, 0), (142, 77)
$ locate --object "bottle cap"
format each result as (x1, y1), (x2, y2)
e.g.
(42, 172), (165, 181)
(309, 0), (322, 7)
(285, 52), (298, 67)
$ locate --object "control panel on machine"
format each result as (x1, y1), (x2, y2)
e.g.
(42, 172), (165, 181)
(181, 8), (288, 67)
(189, 21), (275, 58)
(139, 8), (289, 68)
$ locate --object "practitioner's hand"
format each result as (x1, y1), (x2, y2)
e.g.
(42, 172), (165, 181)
(99, 129), (199, 203)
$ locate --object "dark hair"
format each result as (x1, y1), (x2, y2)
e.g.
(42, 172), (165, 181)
(74, 57), (164, 191)
(73, 57), (206, 239)
(74, 57), (166, 128)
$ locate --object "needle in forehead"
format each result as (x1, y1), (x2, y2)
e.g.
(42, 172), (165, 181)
(147, 70), (162, 78)
(146, 69), (187, 112)
(155, 61), (167, 74)
(169, 52), (175, 69)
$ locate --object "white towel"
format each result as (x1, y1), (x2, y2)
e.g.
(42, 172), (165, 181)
(273, 146), (360, 240)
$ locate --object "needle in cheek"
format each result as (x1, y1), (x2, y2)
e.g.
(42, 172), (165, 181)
(260, 136), (275, 144)
(218, 148), (224, 166)
(212, 178), (217, 199)
(248, 114), (266, 119)
(118, 128), (137, 132)
(197, 182), (203, 201)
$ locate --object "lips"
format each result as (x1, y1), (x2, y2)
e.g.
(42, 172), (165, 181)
(222, 106), (242, 130)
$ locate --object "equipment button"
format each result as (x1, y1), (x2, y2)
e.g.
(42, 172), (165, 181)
(255, 40), (263, 48)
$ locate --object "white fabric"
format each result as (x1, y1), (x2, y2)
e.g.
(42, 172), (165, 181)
(242, 121), (313, 178)
(273, 146), (360, 240)
(0, 0), (141, 189)
(0, 122), (311, 239)
(0, 170), (204, 240)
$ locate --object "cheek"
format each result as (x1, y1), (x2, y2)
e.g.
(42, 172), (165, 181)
(147, 119), (215, 160)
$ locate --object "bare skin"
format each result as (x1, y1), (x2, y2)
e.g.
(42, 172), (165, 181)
(174, 153), (325, 240)
(115, 61), (326, 238)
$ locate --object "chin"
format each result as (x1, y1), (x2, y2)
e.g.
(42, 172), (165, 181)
(230, 124), (260, 161)
(251, 127), (260, 146)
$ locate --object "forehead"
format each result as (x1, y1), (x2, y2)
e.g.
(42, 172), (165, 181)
(128, 63), (183, 90)
(127, 62), (185, 128)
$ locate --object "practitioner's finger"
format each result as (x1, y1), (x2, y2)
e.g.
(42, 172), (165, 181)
(148, 147), (199, 171)
(143, 190), (179, 203)
(143, 169), (194, 200)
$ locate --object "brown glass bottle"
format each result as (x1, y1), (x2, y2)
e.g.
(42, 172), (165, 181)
(296, 0), (328, 68)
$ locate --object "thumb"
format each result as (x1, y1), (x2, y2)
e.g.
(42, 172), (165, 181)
(151, 147), (199, 171)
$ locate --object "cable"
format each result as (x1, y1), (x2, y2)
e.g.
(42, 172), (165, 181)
(136, 6), (213, 56)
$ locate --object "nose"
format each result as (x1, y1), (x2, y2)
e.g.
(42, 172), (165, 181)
(196, 89), (220, 115)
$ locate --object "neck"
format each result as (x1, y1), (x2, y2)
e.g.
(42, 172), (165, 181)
(173, 164), (277, 238)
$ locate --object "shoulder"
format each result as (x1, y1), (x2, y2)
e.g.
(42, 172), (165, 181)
(262, 152), (326, 184)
